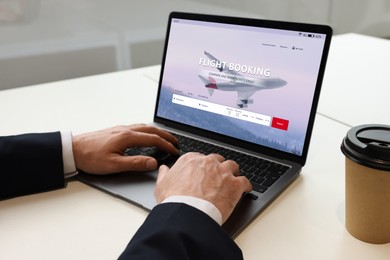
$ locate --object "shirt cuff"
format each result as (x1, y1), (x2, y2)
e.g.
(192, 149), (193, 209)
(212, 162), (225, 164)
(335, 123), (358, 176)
(161, 195), (222, 225)
(60, 131), (78, 178)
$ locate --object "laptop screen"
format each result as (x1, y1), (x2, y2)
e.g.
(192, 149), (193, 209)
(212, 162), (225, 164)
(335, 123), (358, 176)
(156, 12), (331, 160)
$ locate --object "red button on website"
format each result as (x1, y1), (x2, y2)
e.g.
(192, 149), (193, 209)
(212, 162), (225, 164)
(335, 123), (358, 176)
(271, 117), (289, 131)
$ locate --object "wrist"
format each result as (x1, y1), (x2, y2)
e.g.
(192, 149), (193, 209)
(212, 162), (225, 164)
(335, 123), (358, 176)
(161, 195), (223, 225)
(60, 131), (78, 177)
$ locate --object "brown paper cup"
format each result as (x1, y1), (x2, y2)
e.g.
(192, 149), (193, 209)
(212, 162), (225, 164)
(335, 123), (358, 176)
(345, 158), (390, 244)
(341, 124), (390, 244)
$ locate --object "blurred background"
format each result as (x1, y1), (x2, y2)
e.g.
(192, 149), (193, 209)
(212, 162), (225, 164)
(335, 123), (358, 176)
(1, 0), (389, 90)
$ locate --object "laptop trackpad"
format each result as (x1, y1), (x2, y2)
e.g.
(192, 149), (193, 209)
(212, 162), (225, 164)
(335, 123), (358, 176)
(102, 171), (158, 210)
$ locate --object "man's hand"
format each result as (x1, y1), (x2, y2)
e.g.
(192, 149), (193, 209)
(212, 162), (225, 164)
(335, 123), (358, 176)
(155, 152), (252, 223)
(72, 124), (178, 174)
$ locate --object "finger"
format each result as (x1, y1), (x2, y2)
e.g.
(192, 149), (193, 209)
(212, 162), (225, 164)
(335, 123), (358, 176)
(123, 131), (179, 154)
(206, 153), (225, 162)
(112, 155), (158, 172)
(237, 176), (253, 193)
(181, 151), (204, 158)
(220, 159), (240, 175)
(129, 125), (179, 144)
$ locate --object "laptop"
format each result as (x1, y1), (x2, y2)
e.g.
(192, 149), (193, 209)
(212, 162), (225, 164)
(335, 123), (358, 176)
(78, 12), (332, 238)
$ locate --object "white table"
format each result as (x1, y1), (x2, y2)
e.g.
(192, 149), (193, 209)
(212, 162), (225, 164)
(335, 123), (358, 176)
(318, 33), (390, 127)
(1, 34), (390, 260)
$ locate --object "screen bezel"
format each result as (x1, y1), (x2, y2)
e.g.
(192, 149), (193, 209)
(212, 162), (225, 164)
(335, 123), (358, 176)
(154, 11), (333, 166)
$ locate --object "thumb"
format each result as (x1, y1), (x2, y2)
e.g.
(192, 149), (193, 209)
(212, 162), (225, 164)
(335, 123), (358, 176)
(155, 165), (170, 203)
(156, 164), (169, 184)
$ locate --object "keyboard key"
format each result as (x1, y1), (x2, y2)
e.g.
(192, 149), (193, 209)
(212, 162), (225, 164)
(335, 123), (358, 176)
(251, 183), (268, 193)
(125, 132), (290, 194)
(251, 176), (266, 184)
(262, 174), (280, 187)
(244, 192), (258, 200)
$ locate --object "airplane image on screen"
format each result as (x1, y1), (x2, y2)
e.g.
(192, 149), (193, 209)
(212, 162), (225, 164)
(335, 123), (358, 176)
(198, 51), (287, 108)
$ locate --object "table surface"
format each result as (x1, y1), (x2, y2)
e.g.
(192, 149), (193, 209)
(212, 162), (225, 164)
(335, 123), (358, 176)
(317, 33), (390, 127)
(1, 33), (389, 260)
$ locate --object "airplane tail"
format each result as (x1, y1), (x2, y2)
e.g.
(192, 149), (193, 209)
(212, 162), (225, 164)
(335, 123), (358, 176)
(198, 75), (217, 96)
(207, 88), (215, 96)
(198, 75), (209, 85)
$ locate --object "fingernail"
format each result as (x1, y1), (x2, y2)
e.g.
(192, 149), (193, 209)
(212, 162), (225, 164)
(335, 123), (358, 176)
(146, 159), (157, 169)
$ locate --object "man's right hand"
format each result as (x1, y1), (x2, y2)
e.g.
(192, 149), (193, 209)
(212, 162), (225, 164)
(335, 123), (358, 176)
(155, 152), (252, 223)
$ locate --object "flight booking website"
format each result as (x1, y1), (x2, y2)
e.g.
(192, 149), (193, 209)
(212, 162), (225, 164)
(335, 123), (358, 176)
(157, 18), (327, 156)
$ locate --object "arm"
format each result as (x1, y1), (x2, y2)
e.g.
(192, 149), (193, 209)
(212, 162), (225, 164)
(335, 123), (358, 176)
(119, 153), (252, 259)
(0, 124), (178, 200)
(72, 124), (178, 174)
(119, 203), (243, 260)
(0, 132), (65, 200)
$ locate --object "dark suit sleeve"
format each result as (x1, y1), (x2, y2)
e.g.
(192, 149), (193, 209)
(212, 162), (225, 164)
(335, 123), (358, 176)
(0, 132), (65, 200)
(119, 203), (243, 260)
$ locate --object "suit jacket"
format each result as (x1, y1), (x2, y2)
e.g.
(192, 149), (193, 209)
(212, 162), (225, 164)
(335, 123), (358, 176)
(0, 132), (243, 259)
(119, 203), (243, 260)
(0, 132), (65, 200)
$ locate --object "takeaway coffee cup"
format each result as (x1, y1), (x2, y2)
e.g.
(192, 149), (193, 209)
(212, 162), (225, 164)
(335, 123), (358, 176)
(341, 124), (390, 244)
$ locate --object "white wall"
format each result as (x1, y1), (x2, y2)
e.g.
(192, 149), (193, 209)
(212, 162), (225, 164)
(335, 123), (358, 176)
(0, 0), (257, 90)
(191, 0), (390, 37)
(330, 0), (390, 37)
(1, 0), (389, 90)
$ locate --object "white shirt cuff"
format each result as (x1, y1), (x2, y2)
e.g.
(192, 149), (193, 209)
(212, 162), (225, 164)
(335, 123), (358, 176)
(60, 131), (78, 178)
(161, 195), (222, 225)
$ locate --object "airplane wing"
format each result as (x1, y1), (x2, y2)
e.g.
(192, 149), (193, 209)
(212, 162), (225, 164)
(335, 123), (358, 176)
(237, 90), (256, 101)
(198, 75), (236, 96)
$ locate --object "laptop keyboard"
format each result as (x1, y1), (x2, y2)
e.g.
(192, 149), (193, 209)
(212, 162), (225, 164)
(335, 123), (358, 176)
(124, 133), (290, 194)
